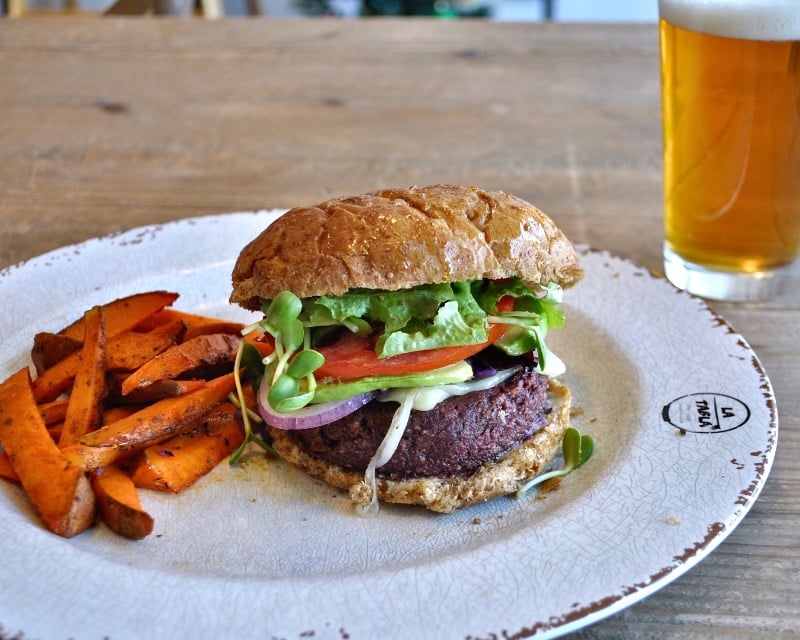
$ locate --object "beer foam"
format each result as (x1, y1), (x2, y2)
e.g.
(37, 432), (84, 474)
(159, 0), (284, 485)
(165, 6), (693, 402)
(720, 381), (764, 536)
(659, 0), (800, 40)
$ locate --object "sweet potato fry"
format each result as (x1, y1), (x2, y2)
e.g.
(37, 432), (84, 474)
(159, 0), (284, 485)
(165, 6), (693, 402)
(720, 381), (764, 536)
(32, 323), (182, 403)
(104, 319), (186, 372)
(243, 331), (274, 359)
(38, 399), (70, 425)
(59, 307), (107, 447)
(61, 443), (123, 471)
(59, 291), (179, 342)
(109, 378), (207, 405)
(31, 332), (82, 375)
(30, 353), (78, 404)
(136, 308), (245, 341)
(0, 450), (19, 483)
(131, 403), (245, 493)
(0, 368), (95, 537)
(102, 405), (142, 426)
(91, 465), (154, 540)
(120, 333), (240, 396)
(78, 371), (237, 454)
(2, 290), (265, 541)
(47, 421), (64, 442)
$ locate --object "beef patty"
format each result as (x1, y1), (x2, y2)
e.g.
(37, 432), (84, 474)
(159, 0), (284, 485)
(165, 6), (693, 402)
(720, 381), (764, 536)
(274, 367), (551, 481)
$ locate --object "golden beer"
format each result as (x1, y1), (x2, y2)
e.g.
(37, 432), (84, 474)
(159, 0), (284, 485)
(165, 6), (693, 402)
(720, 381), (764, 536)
(660, 0), (800, 297)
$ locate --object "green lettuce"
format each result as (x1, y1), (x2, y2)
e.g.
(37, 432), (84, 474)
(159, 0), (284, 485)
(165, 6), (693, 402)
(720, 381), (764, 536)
(246, 277), (566, 414)
(294, 277), (564, 362)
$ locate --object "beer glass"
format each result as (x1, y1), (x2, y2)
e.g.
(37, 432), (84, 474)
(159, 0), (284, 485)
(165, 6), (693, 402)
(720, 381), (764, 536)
(660, 0), (800, 301)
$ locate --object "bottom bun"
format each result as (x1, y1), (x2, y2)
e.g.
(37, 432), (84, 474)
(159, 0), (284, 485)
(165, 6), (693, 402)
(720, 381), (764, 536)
(266, 379), (573, 514)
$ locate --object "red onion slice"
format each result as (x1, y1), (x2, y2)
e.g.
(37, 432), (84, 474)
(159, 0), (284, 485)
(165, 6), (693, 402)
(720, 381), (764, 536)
(257, 378), (376, 430)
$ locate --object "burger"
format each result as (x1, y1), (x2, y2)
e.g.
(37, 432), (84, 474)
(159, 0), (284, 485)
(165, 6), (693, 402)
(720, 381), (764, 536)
(230, 184), (584, 515)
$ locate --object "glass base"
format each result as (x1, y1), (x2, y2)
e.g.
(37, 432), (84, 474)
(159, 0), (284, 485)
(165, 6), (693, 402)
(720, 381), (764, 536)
(663, 244), (794, 302)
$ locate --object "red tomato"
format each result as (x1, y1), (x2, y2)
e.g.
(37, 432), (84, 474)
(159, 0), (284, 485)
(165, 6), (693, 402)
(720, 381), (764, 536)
(314, 324), (507, 380)
(315, 296), (513, 381)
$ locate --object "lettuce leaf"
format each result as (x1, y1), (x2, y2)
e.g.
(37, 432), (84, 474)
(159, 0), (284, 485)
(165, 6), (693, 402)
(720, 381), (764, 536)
(275, 277), (565, 363)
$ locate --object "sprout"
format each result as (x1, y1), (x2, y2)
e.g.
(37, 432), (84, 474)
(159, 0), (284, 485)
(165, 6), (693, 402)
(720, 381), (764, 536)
(516, 427), (595, 496)
(252, 291), (327, 413)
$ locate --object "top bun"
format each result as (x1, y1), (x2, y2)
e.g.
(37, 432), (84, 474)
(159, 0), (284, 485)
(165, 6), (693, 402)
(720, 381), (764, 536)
(230, 184), (583, 310)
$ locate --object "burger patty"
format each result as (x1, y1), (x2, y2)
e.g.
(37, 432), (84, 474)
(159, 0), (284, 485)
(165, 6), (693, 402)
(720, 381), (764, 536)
(279, 367), (551, 481)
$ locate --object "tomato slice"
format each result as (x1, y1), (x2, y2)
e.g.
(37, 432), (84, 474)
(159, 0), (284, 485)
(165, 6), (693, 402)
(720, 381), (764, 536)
(314, 323), (506, 380)
(315, 296), (514, 381)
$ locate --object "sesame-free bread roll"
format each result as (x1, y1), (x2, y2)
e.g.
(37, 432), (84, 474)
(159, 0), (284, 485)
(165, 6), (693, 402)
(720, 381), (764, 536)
(230, 184), (583, 309)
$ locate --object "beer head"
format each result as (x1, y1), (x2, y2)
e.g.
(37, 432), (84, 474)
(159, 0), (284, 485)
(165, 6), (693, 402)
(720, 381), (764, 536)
(659, 0), (800, 40)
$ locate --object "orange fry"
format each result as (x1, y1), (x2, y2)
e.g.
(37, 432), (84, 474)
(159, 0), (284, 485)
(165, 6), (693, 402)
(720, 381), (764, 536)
(120, 333), (240, 396)
(243, 331), (274, 359)
(61, 443), (124, 471)
(38, 399), (70, 425)
(110, 378), (207, 405)
(0, 451), (19, 483)
(105, 319), (186, 372)
(0, 368), (95, 538)
(102, 405), (141, 426)
(59, 291), (179, 342)
(78, 372), (238, 452)
(137, 308), (245, 341)
(47, 421), (64, 441)
(59, 307), (107, 447)
(32, 324), (182, 403)
(91, 466), (154, 540)
(2, 291), (265, 541)
(131, 403), (245, 493)
(31, 332), (82, 375)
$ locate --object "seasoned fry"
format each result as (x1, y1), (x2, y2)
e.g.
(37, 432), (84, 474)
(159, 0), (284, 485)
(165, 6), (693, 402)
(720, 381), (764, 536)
(59, 291), (179, 342)
(62, 377), (235, 473)
(102, 405), (141, 426)
(38, 399), (70, 425)
(136, 308), (245, 341)
(243, 331), (275, 359)
(131, 403), (245, 493)
(61, 443), (123, 471)
(0, 451), (19, 483)
(91, 466), (154, 540)
(0, 368), (95, 538)
(1, 291), (259, 540)
(31, 323), (182, 403)
(30, 353), (78, 404)
(120, 333), (240, 396)
(109, 378), (207, 405)
(31, 332), (82, 375)
(79, 372), (238, 453)
(105, 319), (186, 372)
(47, 421), (64, 442)
(59, 307), (107, 447)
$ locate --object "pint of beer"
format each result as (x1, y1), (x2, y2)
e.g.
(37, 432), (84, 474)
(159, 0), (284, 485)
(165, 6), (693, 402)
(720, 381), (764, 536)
(660, 0), (800, 300)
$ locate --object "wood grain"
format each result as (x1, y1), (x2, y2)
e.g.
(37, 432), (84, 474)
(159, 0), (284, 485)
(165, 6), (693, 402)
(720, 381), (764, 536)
(0, 18), (797, 639)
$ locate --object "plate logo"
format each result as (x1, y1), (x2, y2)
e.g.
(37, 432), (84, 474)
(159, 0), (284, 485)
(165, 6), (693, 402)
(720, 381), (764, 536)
(662, 393), (751, 434)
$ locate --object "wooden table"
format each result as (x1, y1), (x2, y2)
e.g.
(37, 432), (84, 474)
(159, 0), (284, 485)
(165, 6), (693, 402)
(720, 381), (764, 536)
(1, 18), (798, 639)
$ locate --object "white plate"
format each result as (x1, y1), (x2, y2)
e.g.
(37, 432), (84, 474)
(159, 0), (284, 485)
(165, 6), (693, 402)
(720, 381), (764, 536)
(0, 212), (777, 640)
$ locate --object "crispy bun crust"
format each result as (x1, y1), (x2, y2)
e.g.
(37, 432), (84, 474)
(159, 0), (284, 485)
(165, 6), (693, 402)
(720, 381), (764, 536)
(231, 184), (583, 309)
(266, 379), (572, 514)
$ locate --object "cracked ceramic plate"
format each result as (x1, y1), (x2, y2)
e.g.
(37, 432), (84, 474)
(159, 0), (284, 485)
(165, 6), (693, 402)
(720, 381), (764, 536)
(0, 212), (777, 640)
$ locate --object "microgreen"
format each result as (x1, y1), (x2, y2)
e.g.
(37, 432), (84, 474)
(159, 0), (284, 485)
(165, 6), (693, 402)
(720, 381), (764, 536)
(516, 427), (595, 496)
(257, 291), (325, 413)
(236, 278), (568, 416)
(229, 341), (274, 466)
